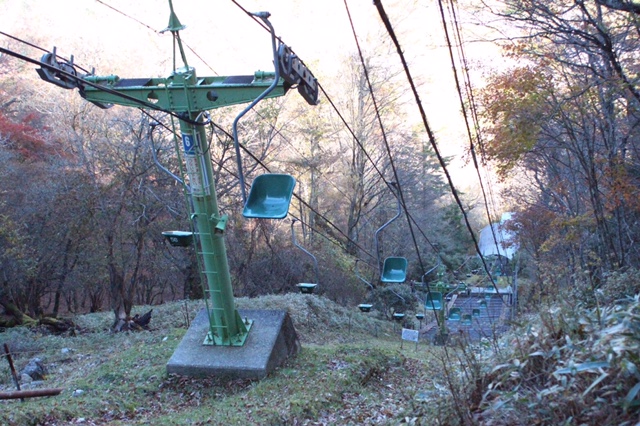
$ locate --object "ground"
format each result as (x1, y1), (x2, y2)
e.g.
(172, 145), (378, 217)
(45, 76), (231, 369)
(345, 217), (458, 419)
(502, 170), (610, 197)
(0, 294), (479, 425)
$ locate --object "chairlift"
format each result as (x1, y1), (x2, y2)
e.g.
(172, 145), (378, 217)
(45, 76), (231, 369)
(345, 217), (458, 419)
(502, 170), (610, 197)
(461, 314), (472, 326)
(381, 257), (408, 283)
(243, 174), (296, 219)
(472, 308), (481, 317)
(421, 261), (443, 311)
(392, 312), (405, 321)
(448, 307), (462, 321)
(162, 230), (193, 247)
(375, 183), (408, 283)
(479, 300), (488, 309)
(355, 259), (375, 310)
(425, 291), (443, 311)
(291, 219), (319, 294)
(358, 303), (373, 312)
(232, 13), (297, 220)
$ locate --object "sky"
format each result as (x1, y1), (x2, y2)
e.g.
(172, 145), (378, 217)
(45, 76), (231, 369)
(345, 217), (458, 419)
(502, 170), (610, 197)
(1, 0), (504, 205)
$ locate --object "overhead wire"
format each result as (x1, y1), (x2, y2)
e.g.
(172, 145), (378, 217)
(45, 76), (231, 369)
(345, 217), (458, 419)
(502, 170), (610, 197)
(3, 3), (442, 289)
(446, 0), (503, 242)
(231, 0), (440, 325)
(227, 0), (439, 249)
(372, 0), (508, 305)
(0, 30), (93, 75)
(444, 0), (507, 280)
(0, 44), (209, 128)
(2, 3), (510, 333)
(93, 0), (219, 75)
(343, 0), (442, 327)
(229, 0), (441, 272)
(98, 0), (355, 210)
(137, 108), (378, 261)
(180, 0), (445, 319)
(437, 0), (504, 266)
(228, 0), (438, 262)
(0, 33), (377, 262)
(89, 0), (352, 204)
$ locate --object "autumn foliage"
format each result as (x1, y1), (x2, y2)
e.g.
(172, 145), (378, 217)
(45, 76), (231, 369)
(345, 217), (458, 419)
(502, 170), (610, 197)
(0, 109), (61, 161)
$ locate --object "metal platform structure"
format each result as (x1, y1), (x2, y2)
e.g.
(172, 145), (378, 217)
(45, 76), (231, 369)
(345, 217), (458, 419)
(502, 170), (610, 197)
(421, 286), (513, 344)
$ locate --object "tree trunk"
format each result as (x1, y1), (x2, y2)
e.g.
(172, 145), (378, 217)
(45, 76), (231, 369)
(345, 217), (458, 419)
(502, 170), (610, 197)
(108, 262), (128, 331)
(0, 297), (36, 327)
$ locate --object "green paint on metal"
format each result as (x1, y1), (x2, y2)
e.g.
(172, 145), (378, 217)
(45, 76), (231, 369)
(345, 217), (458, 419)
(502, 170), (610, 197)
(381, 257), (408, 283)
(448, 307), (461, 321)
(81, 72), (287, 112)
(243, 174), (296, 219)
(425, 291), (443, 311)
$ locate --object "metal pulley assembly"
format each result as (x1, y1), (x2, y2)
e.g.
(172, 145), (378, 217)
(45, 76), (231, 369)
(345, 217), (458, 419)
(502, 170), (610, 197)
(277, 43), (319, 105)
(36, 47), (112, 109)
(35, 47), (78, 89)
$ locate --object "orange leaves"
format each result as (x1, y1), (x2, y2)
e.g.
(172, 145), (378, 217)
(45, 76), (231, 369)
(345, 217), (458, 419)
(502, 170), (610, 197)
(479, 66), (552, 176)
(601, 160), (640, 213)
(0, 109), (59, 161)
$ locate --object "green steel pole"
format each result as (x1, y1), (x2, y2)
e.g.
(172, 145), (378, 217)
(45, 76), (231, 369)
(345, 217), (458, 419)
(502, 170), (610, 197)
(173, 62), (249, 345)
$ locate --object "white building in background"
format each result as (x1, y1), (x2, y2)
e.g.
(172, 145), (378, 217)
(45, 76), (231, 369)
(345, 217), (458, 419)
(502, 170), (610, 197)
(478, 213), (517, 260)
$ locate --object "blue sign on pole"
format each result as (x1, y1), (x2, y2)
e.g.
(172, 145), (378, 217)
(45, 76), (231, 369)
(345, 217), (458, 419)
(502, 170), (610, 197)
(182, 133), (195, 155)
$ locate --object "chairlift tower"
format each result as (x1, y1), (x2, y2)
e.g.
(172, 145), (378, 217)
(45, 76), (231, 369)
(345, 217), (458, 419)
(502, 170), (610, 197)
(37, 1), (318, 349)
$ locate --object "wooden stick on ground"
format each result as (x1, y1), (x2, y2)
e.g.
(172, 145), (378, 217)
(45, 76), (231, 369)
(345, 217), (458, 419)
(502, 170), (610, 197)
(3, 343), (23, 402)
(0, 388), (63, 400)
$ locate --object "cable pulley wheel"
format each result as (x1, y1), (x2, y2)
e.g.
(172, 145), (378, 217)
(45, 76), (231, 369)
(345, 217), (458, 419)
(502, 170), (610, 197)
(36, 52), (78, 90)
(278, 43), (300, 86)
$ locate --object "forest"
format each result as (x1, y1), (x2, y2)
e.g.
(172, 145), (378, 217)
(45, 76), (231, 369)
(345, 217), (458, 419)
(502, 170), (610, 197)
(2, 0), (640, 423)
(0, 1), (467, 328)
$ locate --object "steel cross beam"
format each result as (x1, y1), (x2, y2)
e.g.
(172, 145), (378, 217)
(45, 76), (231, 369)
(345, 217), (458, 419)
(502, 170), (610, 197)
(81, 71), (287, 111)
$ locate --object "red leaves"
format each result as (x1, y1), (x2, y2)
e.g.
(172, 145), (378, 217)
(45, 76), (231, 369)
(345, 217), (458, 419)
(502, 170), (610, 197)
(0, 109), (60, 161)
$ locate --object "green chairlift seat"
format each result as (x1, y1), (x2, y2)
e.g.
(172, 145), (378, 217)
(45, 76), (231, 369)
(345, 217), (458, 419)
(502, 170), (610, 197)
(448, 307), (461, 321)
(479, 300), (488, 309)
(425, 291), (443, 311)
(297, 283), (317, 294)
(374, 183), (408, 283)
(162, 230), (193, 247)
(461, 313), (472, 325)
(242, 174), (296, 219)
(381, 257), (408, 283)
(358, 303), (373, 312)
(393, 312), (405, 321)
(472, 308), (481, 317)
(291, 219), (319, 294)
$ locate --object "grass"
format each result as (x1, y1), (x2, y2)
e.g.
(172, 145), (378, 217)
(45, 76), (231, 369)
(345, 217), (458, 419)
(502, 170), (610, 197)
(0, 294), (455, 425)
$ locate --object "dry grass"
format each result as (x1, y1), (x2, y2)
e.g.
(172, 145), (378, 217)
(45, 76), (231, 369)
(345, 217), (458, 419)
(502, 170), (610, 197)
(464, 296), (640, 425)
(0, 294), (452, 425)
(4, 288), (637, 425)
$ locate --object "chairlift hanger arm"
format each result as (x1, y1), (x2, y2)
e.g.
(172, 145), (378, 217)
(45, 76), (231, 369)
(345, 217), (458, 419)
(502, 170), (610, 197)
(291, 219), (319, 284)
